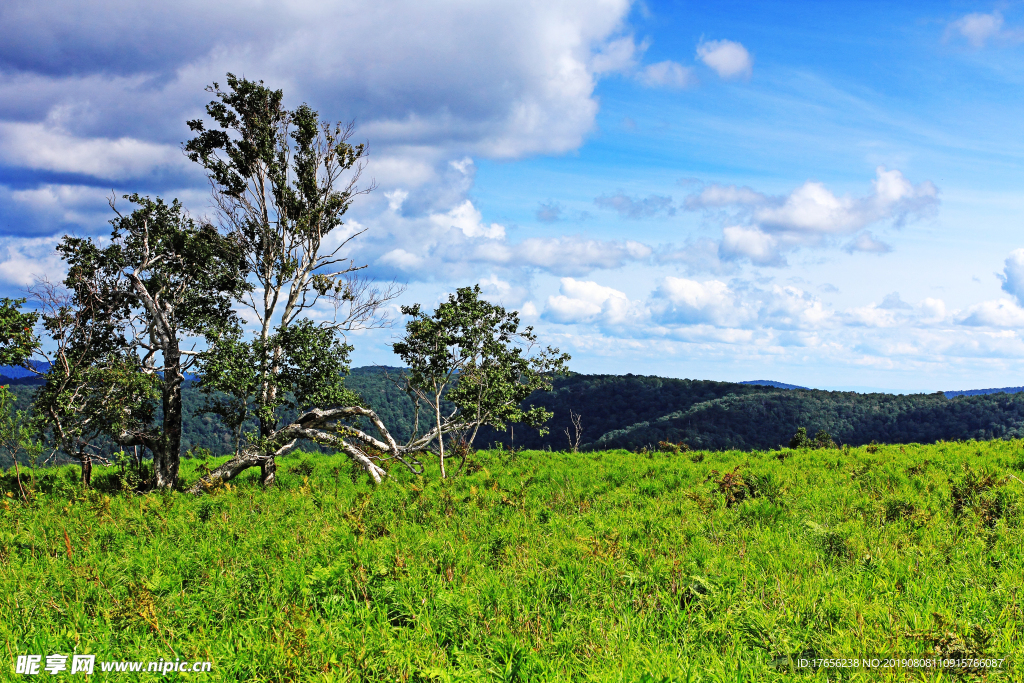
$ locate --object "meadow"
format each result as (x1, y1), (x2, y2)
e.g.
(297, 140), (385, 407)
(1, 440), (1022, 681)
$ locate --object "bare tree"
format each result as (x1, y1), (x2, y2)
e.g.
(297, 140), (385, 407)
(565, 409), (583, 453)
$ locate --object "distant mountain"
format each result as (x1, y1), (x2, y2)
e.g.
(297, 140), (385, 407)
(740, 380), (808, 390)
(0, 361), (49, 381)
(943, 386), (1024, 399)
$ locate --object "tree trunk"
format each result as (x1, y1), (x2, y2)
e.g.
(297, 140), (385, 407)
(188, 443), (386, 495)
(80, 455), (92, 487)
(260, 458), (276, 487)
(153, 347), (183, 489)
(435, 398), (446, 479)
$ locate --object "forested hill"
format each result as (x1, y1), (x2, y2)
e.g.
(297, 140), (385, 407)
(590, 390), (1024, 451)
(7, 367), (1024, 458)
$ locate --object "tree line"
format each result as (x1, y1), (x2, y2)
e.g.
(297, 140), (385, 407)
(0, 74), (568, 494)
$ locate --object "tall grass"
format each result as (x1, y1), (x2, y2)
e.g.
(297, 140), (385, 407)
(1, 441), (1022, 681)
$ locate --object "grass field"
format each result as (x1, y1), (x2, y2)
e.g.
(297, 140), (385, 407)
(1, 440), (1022, 681)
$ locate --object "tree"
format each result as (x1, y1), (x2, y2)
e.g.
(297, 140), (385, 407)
(0, 298), (42, 496)
(393, 285), (570, 477)
(0, 297), (39, 368)
(36, 194), (247, 489)
(184, 73), (400, 486)
(188, 285), (569, 492)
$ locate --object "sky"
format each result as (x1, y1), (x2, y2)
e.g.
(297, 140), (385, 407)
(2, 0), (1024, 393)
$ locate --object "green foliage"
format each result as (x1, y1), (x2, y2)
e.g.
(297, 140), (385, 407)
(789, 427), (836, 449)
(2, 440), (1022, 679)
(393, 285), (569, 475)
(33, 193), (247, 488)
(0, 297), (39, 368)
(183, 74), (384, 479)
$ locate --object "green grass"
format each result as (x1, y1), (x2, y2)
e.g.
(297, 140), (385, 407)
(1, 441), (1023, 681)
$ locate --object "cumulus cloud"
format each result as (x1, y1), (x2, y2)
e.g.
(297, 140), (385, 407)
(695, 39), (753, 79)
(755, 167), (937, 234)
(919, 298), (946, 322)
(683, 167), (938, 266)
(759, 285), (831, 329)
(0, 121), (188, 181)
(844, 304), (901, 328)
(360, 189), (654, 282)
(429, 199), (505, 239)
(638, 60), (696, 88)
(998, 248), (1024, 306)
(651, 276), (753, 326)
(0, 235), (64, 286)
(0, 0), (638, 257)
(543, 277), (641, 326)
(719, 226), (783, 266)
(543, 276), (834, 336)
(947, 11), (1005, 48)
(958, 299), (1024, 327)
(594, 192), (675, 219)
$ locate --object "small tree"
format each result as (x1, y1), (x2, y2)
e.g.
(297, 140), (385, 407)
(393, 285), (570, 477)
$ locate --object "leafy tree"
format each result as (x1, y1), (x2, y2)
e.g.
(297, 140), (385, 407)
(185, 73), (400, 486)
(788, 427), (811, 449)
(0, 298), (42, 496)
(36, 194), (247, 489)
(393, 285), (570, 477)
(0, 297), (39, 368)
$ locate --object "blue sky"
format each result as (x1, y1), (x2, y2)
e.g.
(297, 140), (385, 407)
(2, 0), (1024, 392)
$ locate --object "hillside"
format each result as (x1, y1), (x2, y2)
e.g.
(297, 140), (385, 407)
(10, 367), (1024, 461)
(591, 389), (1024, 451)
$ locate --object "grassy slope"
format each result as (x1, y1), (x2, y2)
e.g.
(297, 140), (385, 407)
(0, 441), (1021, 681)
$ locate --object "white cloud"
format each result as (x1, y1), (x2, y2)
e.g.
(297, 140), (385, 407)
(682, 167), (938, 266)
(843, 231), (892, 254)
(429, 200), (505, 239)
(360, 193), (654, 281)
(638, 60), (696, 88)
(591, 35), (642, 74)
(0, 0), (638, 248)
(999, 248), (1024, 306)
(544, 277), (632, 324)
(919, 298), (946, 323)
(845, 304), (900, 328)
(651, 276), (753, 326)
(759, 285), (831, 329)
(719, 226), (782, 266)
(0, 121), (187, 181)
(684, 184), (766, 209)
(695, 39), (753, 79)
(0, 235), (64, 286)
(948, 11), (1004, 48)
(755, 167), (937, 234)
(378, 248), (424, 271)
(477, 274), (530, 309)
(958, 299), (1024, 328)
